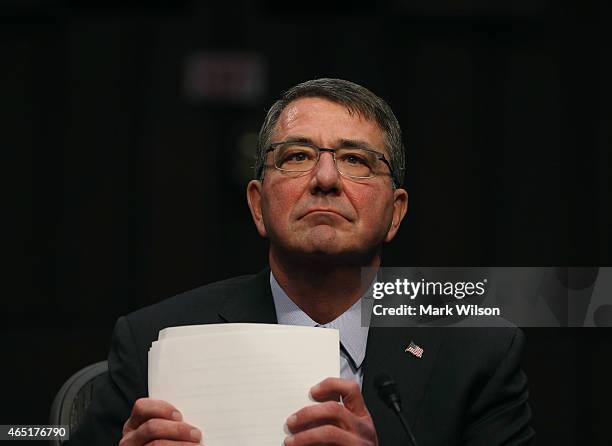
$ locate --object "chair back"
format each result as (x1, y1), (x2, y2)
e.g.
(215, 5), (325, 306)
(49, 361), (108, 446)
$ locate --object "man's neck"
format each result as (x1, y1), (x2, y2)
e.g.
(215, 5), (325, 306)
(269, 249), (379, 325)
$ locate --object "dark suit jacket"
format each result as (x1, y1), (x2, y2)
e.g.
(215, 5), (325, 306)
(69, 269), (534, 445)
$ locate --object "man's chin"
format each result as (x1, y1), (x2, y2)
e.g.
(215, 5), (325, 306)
(269, 226), (381, 265)
(299, 225), (365, 254)
(293, 231), (375, 264)
(305, 224), (341, 246)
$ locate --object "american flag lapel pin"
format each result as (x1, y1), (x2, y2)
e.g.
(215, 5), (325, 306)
(405, 341), (424, 358)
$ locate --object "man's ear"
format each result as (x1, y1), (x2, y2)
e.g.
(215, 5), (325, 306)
(246, 180), (268, 238)
(384, 188), (408, 243)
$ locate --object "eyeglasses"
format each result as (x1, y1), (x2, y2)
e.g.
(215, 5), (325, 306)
(265, 141), (395, 183)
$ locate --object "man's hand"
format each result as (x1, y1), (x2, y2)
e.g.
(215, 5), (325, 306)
(119, 398), (202, 446)
(284, 378), (378, 446)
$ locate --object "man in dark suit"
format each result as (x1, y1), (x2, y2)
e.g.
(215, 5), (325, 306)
(69, 78), (534, 445)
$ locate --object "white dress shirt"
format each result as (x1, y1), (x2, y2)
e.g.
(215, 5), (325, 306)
(270, 272), (370, 388)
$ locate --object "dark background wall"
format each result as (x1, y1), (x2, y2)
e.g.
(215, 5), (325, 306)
(2, 1), (611, 444)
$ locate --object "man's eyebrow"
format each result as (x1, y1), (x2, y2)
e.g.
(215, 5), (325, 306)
(281, 136), (378, 152)
(337, 138), (377, 151)
(282, 136), (314, 144)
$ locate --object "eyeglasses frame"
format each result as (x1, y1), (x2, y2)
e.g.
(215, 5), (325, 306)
(264, 140), (396, 184)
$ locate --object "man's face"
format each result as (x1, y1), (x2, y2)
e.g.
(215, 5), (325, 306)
(247, 97), (408, 264)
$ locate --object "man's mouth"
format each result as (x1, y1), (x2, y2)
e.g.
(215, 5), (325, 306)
(301, 209), (351, 221)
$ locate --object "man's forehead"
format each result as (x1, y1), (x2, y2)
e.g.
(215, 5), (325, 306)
(274, 97), (386, 150)
(278, 97), (373, 127)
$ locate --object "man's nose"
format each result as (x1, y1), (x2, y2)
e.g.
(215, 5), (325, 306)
(311, 152), (342, 192)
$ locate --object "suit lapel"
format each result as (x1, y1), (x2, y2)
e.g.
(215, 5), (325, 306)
(362, 326), (444, 442)
(217, 268), (278, 324)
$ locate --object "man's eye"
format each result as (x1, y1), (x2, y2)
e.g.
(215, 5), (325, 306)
(289, 152), (309, 162)
(343, 154), (368, 165)
(280, 151), (310, 163)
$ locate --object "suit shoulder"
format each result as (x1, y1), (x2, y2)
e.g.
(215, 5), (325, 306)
(124, 274), (257, 335)
(437, 326), (525, 380)
(444, 325), (523, 349)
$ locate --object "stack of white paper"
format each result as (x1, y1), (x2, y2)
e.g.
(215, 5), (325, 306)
(148, 323), (339, 446)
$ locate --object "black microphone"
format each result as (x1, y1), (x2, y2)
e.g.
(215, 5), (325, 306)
(374, 373), (419, 446)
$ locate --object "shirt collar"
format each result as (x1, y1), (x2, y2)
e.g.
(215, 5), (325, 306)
(270, 272), (369, 370)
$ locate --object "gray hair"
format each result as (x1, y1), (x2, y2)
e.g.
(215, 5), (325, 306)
(254, 78), (405, 187)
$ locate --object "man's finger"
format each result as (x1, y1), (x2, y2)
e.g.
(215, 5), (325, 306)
(121, 419), (201, 445)
(310, 378), (368, 416)
(123, 398), (182, 434)
(284, 424), (363, 446)
(287, 401), (354, 433)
